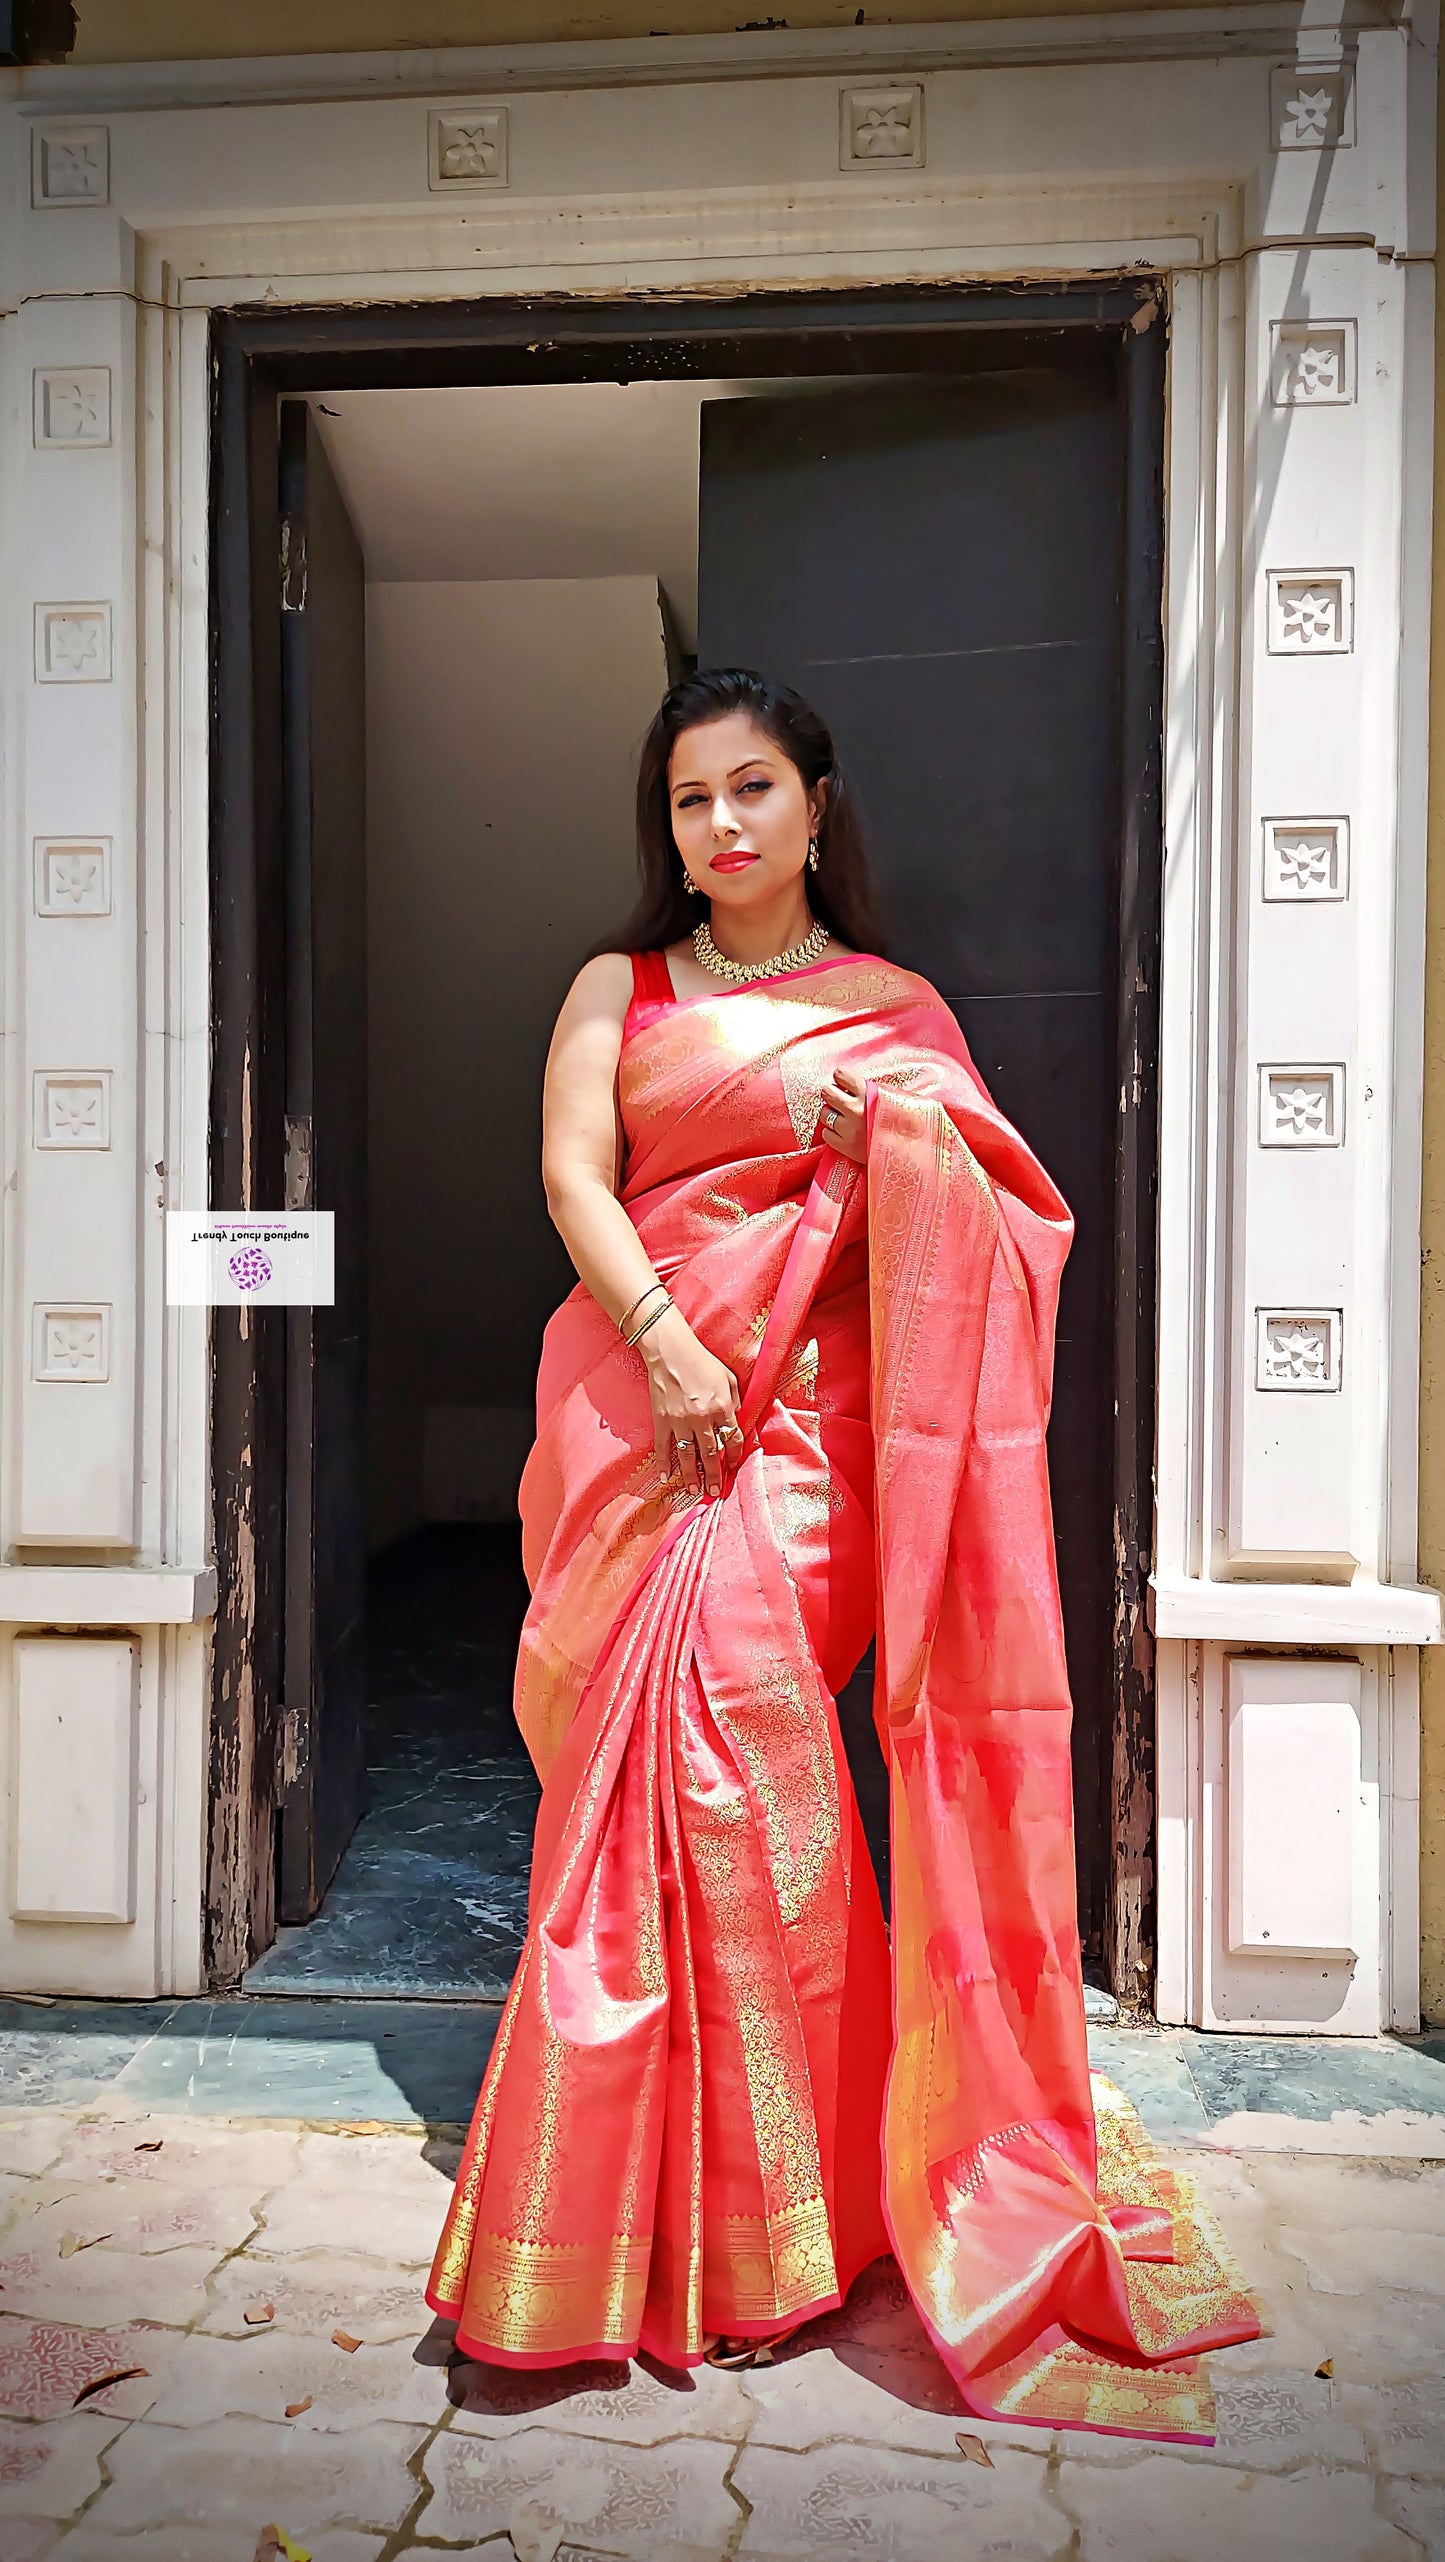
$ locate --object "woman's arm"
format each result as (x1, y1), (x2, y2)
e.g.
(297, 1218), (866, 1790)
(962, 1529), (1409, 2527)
(541, 954), (741, 1497)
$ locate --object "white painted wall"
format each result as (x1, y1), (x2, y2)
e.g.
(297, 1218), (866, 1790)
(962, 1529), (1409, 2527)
(364, 574), (669, 1550)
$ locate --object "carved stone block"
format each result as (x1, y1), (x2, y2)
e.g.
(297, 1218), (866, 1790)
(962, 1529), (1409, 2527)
(1266, 570), (1353, 655)
(428, 107), (509, 191)
(840, 84), (924, 170)
(1261, 817), (1349, 902)
(1270, 67), (1353, 151)
(1258, 1064), (1344, 1147)
(32, 1304), (111, 1384)
(33, 604), (113, 684)
(33, 366), (113, 449)
(33, 1072), (111, 1151)
(30, 125), (110, 207)
(1255, 1307), (1342, 1392)
(1269, 321), (1355, 408)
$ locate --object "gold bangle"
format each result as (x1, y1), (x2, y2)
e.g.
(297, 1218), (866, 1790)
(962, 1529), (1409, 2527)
(618, 1281), (668, 1337)
(625, 1295), (674, 1349)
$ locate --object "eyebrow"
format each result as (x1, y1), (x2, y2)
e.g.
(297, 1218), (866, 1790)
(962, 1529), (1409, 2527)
(670, 757), (776, 793)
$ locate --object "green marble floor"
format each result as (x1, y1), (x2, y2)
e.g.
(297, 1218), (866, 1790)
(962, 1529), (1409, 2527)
(2, 1995), (1442, 2144)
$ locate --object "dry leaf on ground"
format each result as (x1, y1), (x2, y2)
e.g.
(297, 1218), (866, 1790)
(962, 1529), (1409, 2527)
(133, 2138), (164, 2153)
(956, 2432), (995, 2467)
(508, 2502), (564, 2562)
(243, 2301), (275, 2326)
(58, 2231), (110, 2258)
(284, 2394), (313, 2418)
(330, 2327), (361, 2353)
(255, 2530), (312, 2562)
(73, 2365), (149, 2408)
(1316, 2358), (1335, 2380)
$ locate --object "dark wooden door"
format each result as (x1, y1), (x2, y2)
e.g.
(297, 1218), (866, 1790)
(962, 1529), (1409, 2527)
(698, 358), (1126, 1943)
(277, 399), (370, 1922)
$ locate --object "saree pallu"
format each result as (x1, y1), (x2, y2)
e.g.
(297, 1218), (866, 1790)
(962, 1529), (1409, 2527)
(428, 952), (1259, 2436)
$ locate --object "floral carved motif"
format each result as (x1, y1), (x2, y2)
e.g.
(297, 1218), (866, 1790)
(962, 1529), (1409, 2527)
(33, 1306), (111, 1383)
(34, 1074), (110, 1150)
(1271, 68), (1352, 151)
(429, 108), (509, 190)
(1256, 1309), (1342, 1392)
(1267, 572), (1353, 656)
(31, 125), (110, 206)
(1270, 323), (1355, 408)
(841, 85), (924, 169)
(1262, 820), (1348, 902)
(34, 366), (112, 448)
(35, 840), (111, 917)
(1259, 1066), (1343, 1148)
(34, 605), (112, 684)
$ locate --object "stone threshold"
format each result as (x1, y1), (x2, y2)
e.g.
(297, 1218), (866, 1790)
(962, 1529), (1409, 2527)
(0, 1996), (1442, 2153)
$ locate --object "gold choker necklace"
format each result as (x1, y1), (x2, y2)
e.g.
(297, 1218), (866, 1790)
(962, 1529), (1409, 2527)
(692, 914), (830, 986)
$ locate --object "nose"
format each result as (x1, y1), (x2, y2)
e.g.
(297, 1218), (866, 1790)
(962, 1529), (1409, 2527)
(711, 794), (741, 839)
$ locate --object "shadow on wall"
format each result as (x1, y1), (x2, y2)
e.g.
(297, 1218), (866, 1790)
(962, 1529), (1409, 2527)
(364, 574), (671, 1556)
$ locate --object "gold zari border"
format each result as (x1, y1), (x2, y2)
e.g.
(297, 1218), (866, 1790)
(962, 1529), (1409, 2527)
(452, 2227), (654, 2358)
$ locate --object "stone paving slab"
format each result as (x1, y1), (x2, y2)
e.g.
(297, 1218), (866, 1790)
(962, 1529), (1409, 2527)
(0, 2177), (262, 2263)
(54, 2528), (388, 2561)
(0, 2240), (226, 2333)
(419, 2424), (741, 2556)
(246, 2128), (458, 2267)
(79, 2411), (427, 2538)
(43, 2117), (302, 2195)
(0, 2037), (1434, 2557)
(1379, 2476), (1445, 2556)
(732, 2438), (1070, 2560)
(0, 2411), (126, 2521)
(138, 2326), (445, 2434)
(200, 2245), (440, 2345)
(449, 2348), (754, 2446)
(0, 2120), (79, 2179)
(1055, 2450), (1419, 2562)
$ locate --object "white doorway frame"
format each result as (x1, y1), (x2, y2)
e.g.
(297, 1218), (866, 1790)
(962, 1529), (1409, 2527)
(0, 5), (1436, 2024)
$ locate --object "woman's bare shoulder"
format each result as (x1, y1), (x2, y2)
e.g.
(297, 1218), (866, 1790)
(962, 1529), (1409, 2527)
(557, 949), (635, 1028)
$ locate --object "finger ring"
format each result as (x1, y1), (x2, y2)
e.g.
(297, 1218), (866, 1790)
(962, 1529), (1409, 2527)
(675, 1434), (694, 1447)
(822, 1108), (839, 1130)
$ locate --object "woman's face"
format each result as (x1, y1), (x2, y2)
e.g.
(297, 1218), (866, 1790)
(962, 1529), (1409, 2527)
(668, 714), (822, 909)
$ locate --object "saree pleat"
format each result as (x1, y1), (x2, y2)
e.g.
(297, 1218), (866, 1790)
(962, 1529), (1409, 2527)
(429, 953), (1259, 2430)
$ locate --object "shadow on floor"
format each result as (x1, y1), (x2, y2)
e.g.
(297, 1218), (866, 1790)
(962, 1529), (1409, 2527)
(248, 1524), (540, 2001)
(0, 1994), (501, 2132)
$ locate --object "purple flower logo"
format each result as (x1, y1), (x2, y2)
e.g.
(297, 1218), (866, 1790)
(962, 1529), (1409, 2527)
(228, 1246), (273, 1293)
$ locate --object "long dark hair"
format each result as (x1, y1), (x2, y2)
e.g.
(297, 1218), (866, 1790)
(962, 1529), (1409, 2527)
(596, 667), (887, 958)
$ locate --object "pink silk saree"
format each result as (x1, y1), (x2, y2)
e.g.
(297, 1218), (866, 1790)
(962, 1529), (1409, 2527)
(428, 950), (1258, 2438)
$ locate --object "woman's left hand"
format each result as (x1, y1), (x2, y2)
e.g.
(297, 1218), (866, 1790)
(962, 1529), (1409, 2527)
(818, 1062), (869, 1164)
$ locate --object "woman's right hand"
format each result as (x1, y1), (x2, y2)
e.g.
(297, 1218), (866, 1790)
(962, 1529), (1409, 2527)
(640, 1306), (741, 1497)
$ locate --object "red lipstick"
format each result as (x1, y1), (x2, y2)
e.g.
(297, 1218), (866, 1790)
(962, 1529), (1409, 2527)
(710, 852), (759, 873)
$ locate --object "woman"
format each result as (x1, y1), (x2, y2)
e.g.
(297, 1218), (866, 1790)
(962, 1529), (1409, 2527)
(428, 668), (1257, 2438)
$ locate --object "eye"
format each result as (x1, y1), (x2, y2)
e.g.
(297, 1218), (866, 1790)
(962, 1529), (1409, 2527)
(739, 778), (771, 795)
(675, 789), (706, 809)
